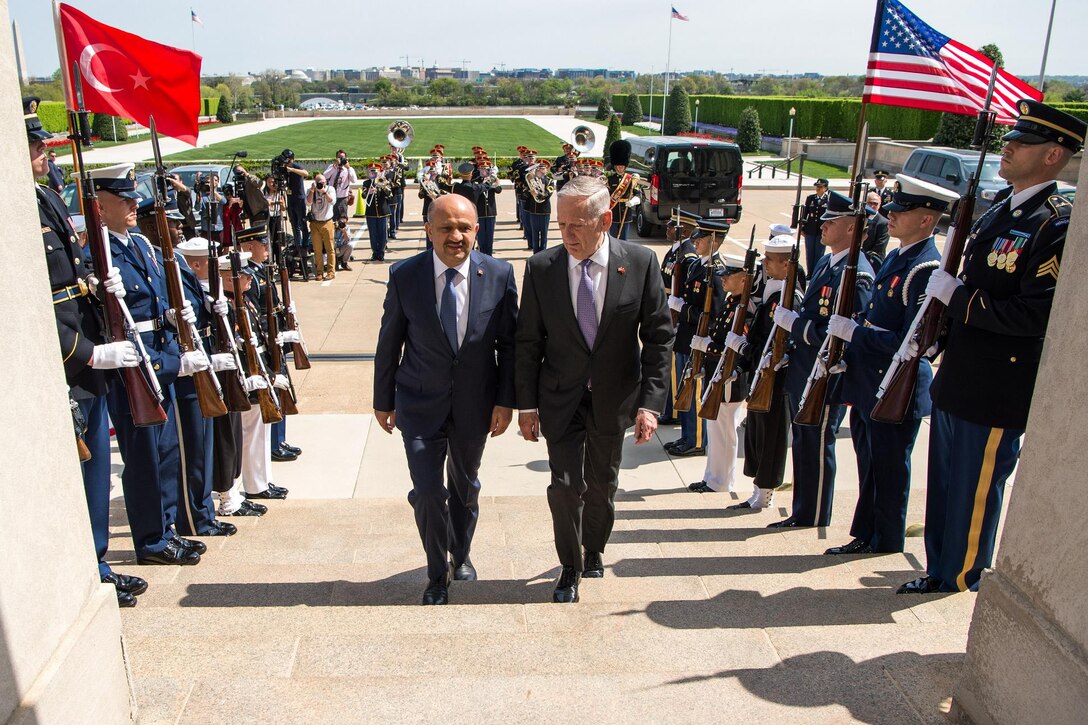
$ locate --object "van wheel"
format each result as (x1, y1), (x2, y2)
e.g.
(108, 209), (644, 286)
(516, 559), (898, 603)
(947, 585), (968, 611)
(635, 207), (659, 238)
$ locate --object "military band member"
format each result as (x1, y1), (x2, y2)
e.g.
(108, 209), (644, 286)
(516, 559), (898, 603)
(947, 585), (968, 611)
(801, 177), (830, 275)
(872, 170), (894, 211)
(453, 161), (483, 211)
(475, 158), (502, 256)
(732, 234), (803, 511)
(899, 101), (1085, 594)
(687, 242), (750, 493)
(553, 143), (577, 191)
(826, 176), (956, 555)
(770, 191), (874, 528)
(27, 99), (149, 605)
(363, 163), (393, 262)
(523, 157), (554, 254)
(605, 139), (641, 241)
(511, 146), (529, 235)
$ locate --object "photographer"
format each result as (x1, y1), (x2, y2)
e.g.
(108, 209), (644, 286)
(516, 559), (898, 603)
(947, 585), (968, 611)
(307, 172), (337, 280)
(166, 173), (198, 238)
(221, 183), (245, 241)
(233, 164), (269, 226)
(323, 149), (357, 225)
(197, 172), (224, 243)
(274, 148), (311, 255)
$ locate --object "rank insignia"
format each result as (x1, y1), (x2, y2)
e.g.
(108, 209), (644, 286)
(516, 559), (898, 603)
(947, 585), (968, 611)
(1037, 255), (1060, 281)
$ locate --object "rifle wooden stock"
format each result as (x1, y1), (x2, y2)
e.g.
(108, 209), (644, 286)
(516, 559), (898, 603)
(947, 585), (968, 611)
(272, 221), (311, 370)
(673, 357), (696, 413)
(70, 112), (166, 427)
(675, 263), (716, 412)
(794, 374), (830, 426)
(231, 254), (282, 424)
(748, 244), (800, 413)
(697, 360), (725, 420)
(207, 238), (252, 412)
(264, 267), (298, 416)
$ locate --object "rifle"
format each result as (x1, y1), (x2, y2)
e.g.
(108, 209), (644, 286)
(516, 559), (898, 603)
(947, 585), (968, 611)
(263, 263), (299, 416)
(674, 251), (718, 412)
(271, 222), (311, 370)
(68, 65), (166, 426)
(699, 226), (758, 420)
(207, 234), (251, 412)
(748, 240), (800, 412)
(789, 153), (808, 228)
(229, 245), (283, 424)
(148, 118), (227, 418)
(872, 65), (1001, 424)
(794, 122), (870, 426)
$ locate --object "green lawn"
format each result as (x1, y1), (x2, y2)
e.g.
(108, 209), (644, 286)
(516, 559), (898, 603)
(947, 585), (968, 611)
(164, 118), (566, 161)
(743, 153), (850, 180)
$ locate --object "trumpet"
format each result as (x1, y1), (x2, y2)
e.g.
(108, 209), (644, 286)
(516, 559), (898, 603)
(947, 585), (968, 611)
(387, 120), (413, 149)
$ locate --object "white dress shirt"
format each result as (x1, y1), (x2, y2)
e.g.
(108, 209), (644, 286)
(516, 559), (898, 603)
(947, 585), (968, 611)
(567, 237), (609, 323)
(1009, 181), (1054, 211)
(433, 251), (471, 347)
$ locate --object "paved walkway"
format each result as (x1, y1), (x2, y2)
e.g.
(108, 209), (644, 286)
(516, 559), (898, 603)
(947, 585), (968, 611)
(107, 188), (980, 723)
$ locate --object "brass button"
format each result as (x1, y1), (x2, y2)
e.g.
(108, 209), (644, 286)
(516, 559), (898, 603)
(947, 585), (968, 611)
(876, 284), (883, 290)
(153, 363), (161, 370)
(1010, 356), (1017, 363)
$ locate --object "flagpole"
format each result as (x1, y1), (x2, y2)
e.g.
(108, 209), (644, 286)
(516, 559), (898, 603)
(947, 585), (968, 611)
(1037, 0), (1057, 90)
(190, 8), (196, 53)
(51, 0), (74, 108)
(648, 65), (654, 129)
(661, 9), (673, 136)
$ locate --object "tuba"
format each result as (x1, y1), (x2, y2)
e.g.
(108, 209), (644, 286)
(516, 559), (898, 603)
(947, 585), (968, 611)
(571, 125), (595, 154)
(387, 120), (413, 149)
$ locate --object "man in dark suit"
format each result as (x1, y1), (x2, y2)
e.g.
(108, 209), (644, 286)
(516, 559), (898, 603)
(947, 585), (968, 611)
(862, 191), (890, 268)
(46, 149), (65, 193)
(374, 194), (518, 606)
(516, 174), (673, 604)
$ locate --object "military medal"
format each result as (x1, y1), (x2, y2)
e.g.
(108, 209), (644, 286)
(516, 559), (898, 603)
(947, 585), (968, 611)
(996, 253), (1007, 270)
(1007, 263), (1016, 273)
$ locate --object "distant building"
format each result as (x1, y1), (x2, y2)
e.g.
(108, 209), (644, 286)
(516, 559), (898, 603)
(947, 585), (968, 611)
(556, 68), (636, 80)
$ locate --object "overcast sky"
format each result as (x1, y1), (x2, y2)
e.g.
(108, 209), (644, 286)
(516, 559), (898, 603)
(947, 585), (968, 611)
(9, 0), (1084, 80)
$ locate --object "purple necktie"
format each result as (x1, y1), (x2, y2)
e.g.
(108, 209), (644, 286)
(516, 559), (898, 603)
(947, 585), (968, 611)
(577, 259), (597, 349)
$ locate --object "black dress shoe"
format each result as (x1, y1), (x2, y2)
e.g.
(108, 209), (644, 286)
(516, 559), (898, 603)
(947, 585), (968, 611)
(825, 538), (873, 555)
(664, 439), (686, 452)
(137, 540), (201, 566)
(672, 444), (706, 457)
(245, 486), (288, 500)
(268, 483), (289, 496)
(896, 576), (943, 594)
(271, 447), (298, 462)
(726, 501), (753, 510)
(453, 559), (477, 582)
(198, 520), (238, 536)
(688, 482), (715, 493)
(172, 535), (207, 555)
(116, 590), (137, 608)
(553, 566), (581, 603)
(281, 443), (302, 455)
(583, 551), (604, 578)
(657, 416), (679, 425)
(102, 572), (148, 596)
(422, 568), (451, 605)
(767, 516), (799, 529)
(227, 499), (266, 516)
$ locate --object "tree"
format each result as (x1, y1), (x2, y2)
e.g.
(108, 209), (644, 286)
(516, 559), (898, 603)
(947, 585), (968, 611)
(663, 84), (692, 135)
(91, 113), (127, 142)
(603, 114), (622, 164)
(622, 93), (643, 126)
(429, 78), (462, 98)
(595, 96), (612, 121)
(216, 93), (234, 124)
(737, 106), (763, 152)
(933, 44), (1003, 149)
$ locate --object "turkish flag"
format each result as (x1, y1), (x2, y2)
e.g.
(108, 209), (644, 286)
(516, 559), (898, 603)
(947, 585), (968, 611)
(59, 4), (202, 145)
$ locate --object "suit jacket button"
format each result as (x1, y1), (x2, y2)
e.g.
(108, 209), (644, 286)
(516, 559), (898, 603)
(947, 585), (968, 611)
(1010, 356), (1017, 363)
(878, 369), (884, 374)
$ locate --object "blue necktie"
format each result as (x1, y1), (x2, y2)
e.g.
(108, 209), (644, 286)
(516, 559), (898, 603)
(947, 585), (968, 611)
(577, 259), (598, 349)
(440, 267), (459, 353)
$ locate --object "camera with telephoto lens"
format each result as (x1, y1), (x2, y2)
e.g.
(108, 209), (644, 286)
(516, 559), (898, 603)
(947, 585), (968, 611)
(271, 149), (293, 185)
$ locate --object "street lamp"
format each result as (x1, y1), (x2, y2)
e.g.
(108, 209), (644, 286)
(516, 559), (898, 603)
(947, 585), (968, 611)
(694, 99), (700, 134)
(786, 106), (797, 176)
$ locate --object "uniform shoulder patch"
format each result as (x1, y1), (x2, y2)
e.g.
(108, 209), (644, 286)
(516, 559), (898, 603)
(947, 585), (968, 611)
(1037, 255), (1060, 281)
(1047, 194), (1073, 218)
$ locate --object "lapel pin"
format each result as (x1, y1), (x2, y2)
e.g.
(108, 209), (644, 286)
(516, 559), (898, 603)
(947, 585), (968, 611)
(617, 266), (626, 275)
(1013, 209), (1023, 218)
(476, 268), (484, 276)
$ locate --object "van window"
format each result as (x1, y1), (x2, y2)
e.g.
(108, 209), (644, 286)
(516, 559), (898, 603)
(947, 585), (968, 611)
(939, 158), (962, 181)
(905, 154), (922, 173)
(665, 147), (740, 177)
(920, 154), (945, 176)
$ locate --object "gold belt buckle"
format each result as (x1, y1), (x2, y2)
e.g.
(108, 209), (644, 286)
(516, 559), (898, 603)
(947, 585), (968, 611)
(76, 279), (89, 297)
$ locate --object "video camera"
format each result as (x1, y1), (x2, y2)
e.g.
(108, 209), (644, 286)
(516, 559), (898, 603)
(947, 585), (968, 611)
(271, 149), (294, 185)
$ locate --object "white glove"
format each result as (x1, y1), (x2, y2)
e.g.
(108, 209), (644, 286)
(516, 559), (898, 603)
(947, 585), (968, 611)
(925, 269), (963, 305)
(167, 301), (198, 328)
(725, 331), (746, 353)
(626, 196), (641, 208)
(178, 350), (210, 377)
(828, 314), (858, 343)
(773, 306), (799, 333)
(91, 341), (139, 369)
(214, 296), (229, 317)
(273, 374), (290, 390)
(275, 330), (301, 346)
(248, 334), (260, 348)
(210, 353), (237, 372)
(690, 335), (711, 353)
(244, 375), (268, 392)
(287, 301), (296, 315)
(667, 295), (684, 313)
(88, 267), (126, 300)
(906, 338), (939, 360)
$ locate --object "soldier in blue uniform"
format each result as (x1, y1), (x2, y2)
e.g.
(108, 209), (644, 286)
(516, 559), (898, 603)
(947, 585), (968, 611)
(770, 191), (875, 528)
(660, 208), (701, 429)
(899, 101), (1085, 594)
(800, 178), (830, 275)
(872, 171), (895, 211)
(27, 99), (148, 605)
(92, 163), (210, 566)
(826, 176), (957, 555)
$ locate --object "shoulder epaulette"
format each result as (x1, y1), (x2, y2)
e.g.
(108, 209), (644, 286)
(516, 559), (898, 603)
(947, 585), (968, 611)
(1046, 193), (1073, 218)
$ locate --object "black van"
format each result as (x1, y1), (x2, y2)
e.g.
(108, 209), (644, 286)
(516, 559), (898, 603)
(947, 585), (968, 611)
(626, 136), (743, 237)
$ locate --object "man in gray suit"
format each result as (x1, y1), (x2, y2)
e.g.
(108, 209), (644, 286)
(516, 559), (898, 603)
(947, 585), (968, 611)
(516, 175), (673, 603)
(374, 194), (518, 605)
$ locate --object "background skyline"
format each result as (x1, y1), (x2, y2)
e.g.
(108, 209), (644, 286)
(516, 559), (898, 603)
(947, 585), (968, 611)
(9, 0), (1085, 81)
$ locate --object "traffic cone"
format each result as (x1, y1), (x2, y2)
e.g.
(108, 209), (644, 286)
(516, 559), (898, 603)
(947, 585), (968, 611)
(354, 191), (365, 217)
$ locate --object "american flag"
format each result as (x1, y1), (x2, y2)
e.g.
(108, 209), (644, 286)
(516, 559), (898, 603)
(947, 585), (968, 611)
(191, 9), (203, 26)
(863, 0), (1040, 125)
(671, 7), (689, 21)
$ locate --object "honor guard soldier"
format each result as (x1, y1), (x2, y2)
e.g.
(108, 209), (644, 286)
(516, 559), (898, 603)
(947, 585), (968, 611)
(826, 176), (956, 555)
(668, 217), (726, 456)
(899, 101), (1085, 594)
(687, 245), (751, 492)
(661, 208), (702, 426)
(27, 99), (149, 605)
(605, 139), (641, 240)
(475, 157), (502, 255)
(733, 234), (804, 511)
(452, 161), (483, 210)
(801, 177), (830, 275)
(363, 163), (393, 262)
(510, 146), (529, 234)
(872, 170), (894, 210)
(92, 163), (211, 566)
(770, 191), (875, 528)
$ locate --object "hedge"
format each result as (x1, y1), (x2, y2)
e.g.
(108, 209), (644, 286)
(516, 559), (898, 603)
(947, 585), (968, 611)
(36, 98), (221, 133)
(613, 94), (1088, 142)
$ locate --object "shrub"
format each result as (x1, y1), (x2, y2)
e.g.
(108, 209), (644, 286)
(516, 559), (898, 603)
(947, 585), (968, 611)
(216, 93), (234, 124)
(737, 106), (762, 152)
(663, 85), (692, 135)
(91, 113), (127, 142)
(603, 115), (622, 164)
(622, 94), (643, 126)
(595, 96), (612, 121)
